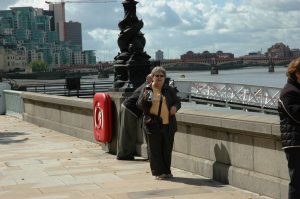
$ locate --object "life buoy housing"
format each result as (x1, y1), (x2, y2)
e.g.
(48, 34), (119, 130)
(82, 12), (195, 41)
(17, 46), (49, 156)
(93, 93), (112, 143)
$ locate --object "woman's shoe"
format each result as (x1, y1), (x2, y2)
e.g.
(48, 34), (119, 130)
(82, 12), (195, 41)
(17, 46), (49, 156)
(165, 173), (173, 178)
(155, 174), (167, 180)
(116, 155), (134, 160)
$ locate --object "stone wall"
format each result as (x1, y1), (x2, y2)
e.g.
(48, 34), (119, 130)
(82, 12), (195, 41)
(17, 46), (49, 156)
(21, 92), (95, 143)
(173, 109), (288, 199)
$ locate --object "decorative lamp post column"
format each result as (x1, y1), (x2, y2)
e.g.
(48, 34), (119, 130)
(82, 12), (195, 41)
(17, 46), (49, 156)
(112, 0), (151, 91)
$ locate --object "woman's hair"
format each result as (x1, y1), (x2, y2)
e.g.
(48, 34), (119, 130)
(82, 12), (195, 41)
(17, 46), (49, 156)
(287, 57), (300, 79)
(151, 66), (166, 77)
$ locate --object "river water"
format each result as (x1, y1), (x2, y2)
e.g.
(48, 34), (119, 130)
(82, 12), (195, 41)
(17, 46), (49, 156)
(167, 66), (287, 88)
(11, 65), (287, 88)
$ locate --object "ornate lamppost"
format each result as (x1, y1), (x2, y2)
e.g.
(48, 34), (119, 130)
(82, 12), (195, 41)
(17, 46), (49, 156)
(113, 0), (151, 91)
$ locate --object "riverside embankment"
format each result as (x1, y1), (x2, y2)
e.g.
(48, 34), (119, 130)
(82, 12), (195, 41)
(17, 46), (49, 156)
(2, 89), (287, 199)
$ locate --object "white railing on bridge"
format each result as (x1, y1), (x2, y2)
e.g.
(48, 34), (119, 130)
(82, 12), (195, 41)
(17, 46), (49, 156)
(174, 80), (281, 113)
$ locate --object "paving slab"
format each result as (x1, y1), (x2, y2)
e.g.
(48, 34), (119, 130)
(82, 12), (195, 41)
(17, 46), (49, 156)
(0, 115), (271, 199)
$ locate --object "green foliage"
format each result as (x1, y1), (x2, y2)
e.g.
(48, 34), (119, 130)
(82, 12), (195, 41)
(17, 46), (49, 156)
(29, 60), (48, 72)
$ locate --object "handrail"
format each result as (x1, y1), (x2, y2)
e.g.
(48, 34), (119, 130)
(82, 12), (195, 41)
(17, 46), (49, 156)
(24, 81), (113, 98)
(174, 80), (281, 114)
(13, 79), (281, 113)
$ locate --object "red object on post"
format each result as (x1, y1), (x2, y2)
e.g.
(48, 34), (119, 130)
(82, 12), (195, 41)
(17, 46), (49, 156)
(93, 93), (112, 143)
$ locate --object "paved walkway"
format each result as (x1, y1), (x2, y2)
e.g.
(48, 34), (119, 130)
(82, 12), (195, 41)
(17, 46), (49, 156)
(0, 116), (271, 199)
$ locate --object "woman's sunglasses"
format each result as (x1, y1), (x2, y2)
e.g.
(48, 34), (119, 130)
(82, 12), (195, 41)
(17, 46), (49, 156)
(154, 75), (165, 78)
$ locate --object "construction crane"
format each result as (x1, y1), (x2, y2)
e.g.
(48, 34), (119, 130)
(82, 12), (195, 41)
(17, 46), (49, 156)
(45, 0), (117, 4)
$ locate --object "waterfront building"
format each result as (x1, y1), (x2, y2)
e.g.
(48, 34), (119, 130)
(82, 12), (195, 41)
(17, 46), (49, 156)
(267, 42), (292, 58)
(72, 50), (96, 65)
(291, 48), (300, 58)
(155, 50), (164, 61)
(72, 51), (84, 65)
(83, 50), (96, 64)
(215, 50), (234, 59)
(0, 48), (27, 72)
(242, 51), (266, 58)
(0, 48), (5, 71)
(180, 50), (234, 61)
(48, 2), (65, 42)
(0, 4), (95, 72)
(65, 21), (82, 50)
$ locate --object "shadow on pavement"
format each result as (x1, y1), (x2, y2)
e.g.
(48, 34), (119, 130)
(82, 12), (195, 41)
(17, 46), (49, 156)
(0, 132), (29, 145)
(127, 177), (224, 199)
(167, 177), (224, 187)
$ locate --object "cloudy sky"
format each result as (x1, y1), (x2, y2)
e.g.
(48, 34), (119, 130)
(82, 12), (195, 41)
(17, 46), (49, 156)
(1, 0), (300, 61)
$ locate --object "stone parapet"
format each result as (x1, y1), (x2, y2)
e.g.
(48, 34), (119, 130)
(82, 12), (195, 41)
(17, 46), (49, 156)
(21, 92), (95, 142)
(172, 108), (286, 199)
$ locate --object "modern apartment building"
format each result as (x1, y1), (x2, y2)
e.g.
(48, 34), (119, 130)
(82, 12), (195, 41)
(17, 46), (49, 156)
(48, 2), (65, 42)
(155, 50), (164, 61)
(0, 3), (96, 72)
(72, 50), (96, 65)
(65, 21), (82, 49)
(83, 50), (96, 64)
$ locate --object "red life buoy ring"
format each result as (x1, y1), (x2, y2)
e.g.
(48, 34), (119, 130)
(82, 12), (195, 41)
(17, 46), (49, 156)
(94, 102), (103, 130)
(93, 93), (112, 143)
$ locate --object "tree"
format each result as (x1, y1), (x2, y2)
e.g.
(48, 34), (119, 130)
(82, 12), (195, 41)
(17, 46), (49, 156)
(29, 60), (48, 72)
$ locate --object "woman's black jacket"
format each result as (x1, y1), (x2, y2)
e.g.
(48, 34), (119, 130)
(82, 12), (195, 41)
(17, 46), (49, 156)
(278, 77), (300, 148)
(137, 83), (181, 134)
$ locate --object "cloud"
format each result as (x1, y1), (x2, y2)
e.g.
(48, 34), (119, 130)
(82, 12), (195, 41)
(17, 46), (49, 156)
(1, 0), (299, 59)
(87, 28), (118, 50)
(65, 2), (122, 30)
(244, 0), (300, 12)
(138, 2), (182, 28)
(8, 0), (49, 10)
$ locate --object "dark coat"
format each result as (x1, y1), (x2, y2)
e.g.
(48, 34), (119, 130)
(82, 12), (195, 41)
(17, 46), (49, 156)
(278, 76), (300, 148)
(122, 83), (146, 117)
(137, 83), (181, 134)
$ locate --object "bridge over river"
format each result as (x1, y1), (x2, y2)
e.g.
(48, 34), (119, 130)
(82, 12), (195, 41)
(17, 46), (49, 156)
(160, 57), (292, 67)
(49, 57), (293, 73)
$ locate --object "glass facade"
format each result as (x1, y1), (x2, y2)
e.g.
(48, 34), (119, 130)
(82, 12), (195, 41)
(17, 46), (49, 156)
(0, 5), (96, 72)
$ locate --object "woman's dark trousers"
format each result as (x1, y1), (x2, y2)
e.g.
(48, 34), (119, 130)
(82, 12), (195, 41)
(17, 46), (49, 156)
(285, 147), (300, 199)
(147, 125), (174, 176)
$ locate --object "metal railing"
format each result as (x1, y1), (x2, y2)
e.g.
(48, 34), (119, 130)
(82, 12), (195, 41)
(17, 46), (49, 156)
(174, 80), (281, 114)
(24, 81), (113, 98)
(10, 79), (281, 113)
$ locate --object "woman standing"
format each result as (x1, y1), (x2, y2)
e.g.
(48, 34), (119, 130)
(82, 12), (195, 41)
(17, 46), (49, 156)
(137, 66), (181, 180)
(278, 57), (300, 199)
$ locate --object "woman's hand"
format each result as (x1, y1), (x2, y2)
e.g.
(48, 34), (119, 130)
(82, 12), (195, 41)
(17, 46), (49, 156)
(146, 74), (153, 83)
(170, 106), (177, 115)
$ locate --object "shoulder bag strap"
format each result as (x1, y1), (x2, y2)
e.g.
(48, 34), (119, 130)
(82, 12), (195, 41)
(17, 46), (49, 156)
(157, 93), (163, 116)
(278, 98), (300, 124)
